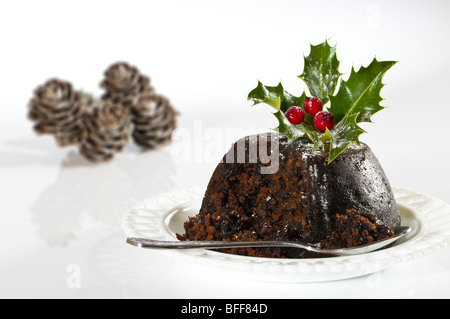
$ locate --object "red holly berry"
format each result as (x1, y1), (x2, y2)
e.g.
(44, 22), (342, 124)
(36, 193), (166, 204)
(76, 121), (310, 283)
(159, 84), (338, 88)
(314, 111), (335, 132)
(303, 97), (323, 116)
(285, 106), (305, 125)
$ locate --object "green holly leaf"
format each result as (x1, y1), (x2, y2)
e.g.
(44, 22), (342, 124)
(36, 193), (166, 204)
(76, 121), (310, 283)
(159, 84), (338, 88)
(329, 58), (397, 123)
(320, 113), (366, 162)
(248, 81), (306, 113)
(299, 40), (342, 104)
(273, 110), (306, 140)
(248, 82), (314, 138)
(273, 110), (322, 149)
(247, 41), (396, 163)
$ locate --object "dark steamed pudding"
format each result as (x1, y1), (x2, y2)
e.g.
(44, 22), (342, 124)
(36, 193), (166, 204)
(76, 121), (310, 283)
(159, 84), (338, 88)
(177, 133), (400, 258)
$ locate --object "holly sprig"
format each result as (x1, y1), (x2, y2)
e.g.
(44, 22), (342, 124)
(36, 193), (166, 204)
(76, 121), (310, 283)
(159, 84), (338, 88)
(248, 40), (397, 162)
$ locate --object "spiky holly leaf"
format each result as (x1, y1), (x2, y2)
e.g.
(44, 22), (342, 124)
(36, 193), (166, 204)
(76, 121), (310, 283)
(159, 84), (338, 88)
(320, 113), (366, 162)
(248, 81), (306, 113)
(329, 58), (397, 123)
(299, 40), (342, 104)
(273, 110), (322, 149)
(248, 82), (318, 138)
(247, 41), (396, 163)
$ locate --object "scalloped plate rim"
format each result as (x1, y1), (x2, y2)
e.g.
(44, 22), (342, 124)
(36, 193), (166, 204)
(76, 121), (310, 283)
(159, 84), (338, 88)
(122, 186), (450, 282)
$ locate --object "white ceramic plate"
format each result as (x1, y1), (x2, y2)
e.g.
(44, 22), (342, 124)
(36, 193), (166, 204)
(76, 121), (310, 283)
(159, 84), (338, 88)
(122, 186), (450, 282)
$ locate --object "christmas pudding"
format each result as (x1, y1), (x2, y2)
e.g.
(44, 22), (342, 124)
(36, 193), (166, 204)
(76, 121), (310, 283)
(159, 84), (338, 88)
(177, 41), (400, 258)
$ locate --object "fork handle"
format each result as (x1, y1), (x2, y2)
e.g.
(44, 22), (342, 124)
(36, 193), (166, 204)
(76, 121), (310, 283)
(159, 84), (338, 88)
(126, 237), (317, 251)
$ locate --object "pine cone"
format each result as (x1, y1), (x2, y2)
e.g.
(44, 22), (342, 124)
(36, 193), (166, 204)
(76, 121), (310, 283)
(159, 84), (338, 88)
(131, 92), (178, 149)
(80, 100), (132, 162)
(100, 62), (153, 107)
(54, 93), (97, 146)
(28, 79), (91, 146)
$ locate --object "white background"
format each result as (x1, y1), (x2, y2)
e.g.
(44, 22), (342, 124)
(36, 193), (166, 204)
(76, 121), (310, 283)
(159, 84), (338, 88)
(0, 0), (449, 298)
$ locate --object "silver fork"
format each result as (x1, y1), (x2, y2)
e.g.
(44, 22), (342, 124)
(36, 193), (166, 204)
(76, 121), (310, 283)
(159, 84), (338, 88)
(126, 226), (410, 256)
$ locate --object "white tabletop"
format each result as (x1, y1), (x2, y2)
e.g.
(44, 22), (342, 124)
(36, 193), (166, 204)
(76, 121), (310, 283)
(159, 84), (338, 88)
(1, 0), (450, 299)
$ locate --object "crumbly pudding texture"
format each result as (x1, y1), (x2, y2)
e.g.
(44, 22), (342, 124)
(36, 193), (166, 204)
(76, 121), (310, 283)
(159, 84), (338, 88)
(177, 133), (399, 258)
